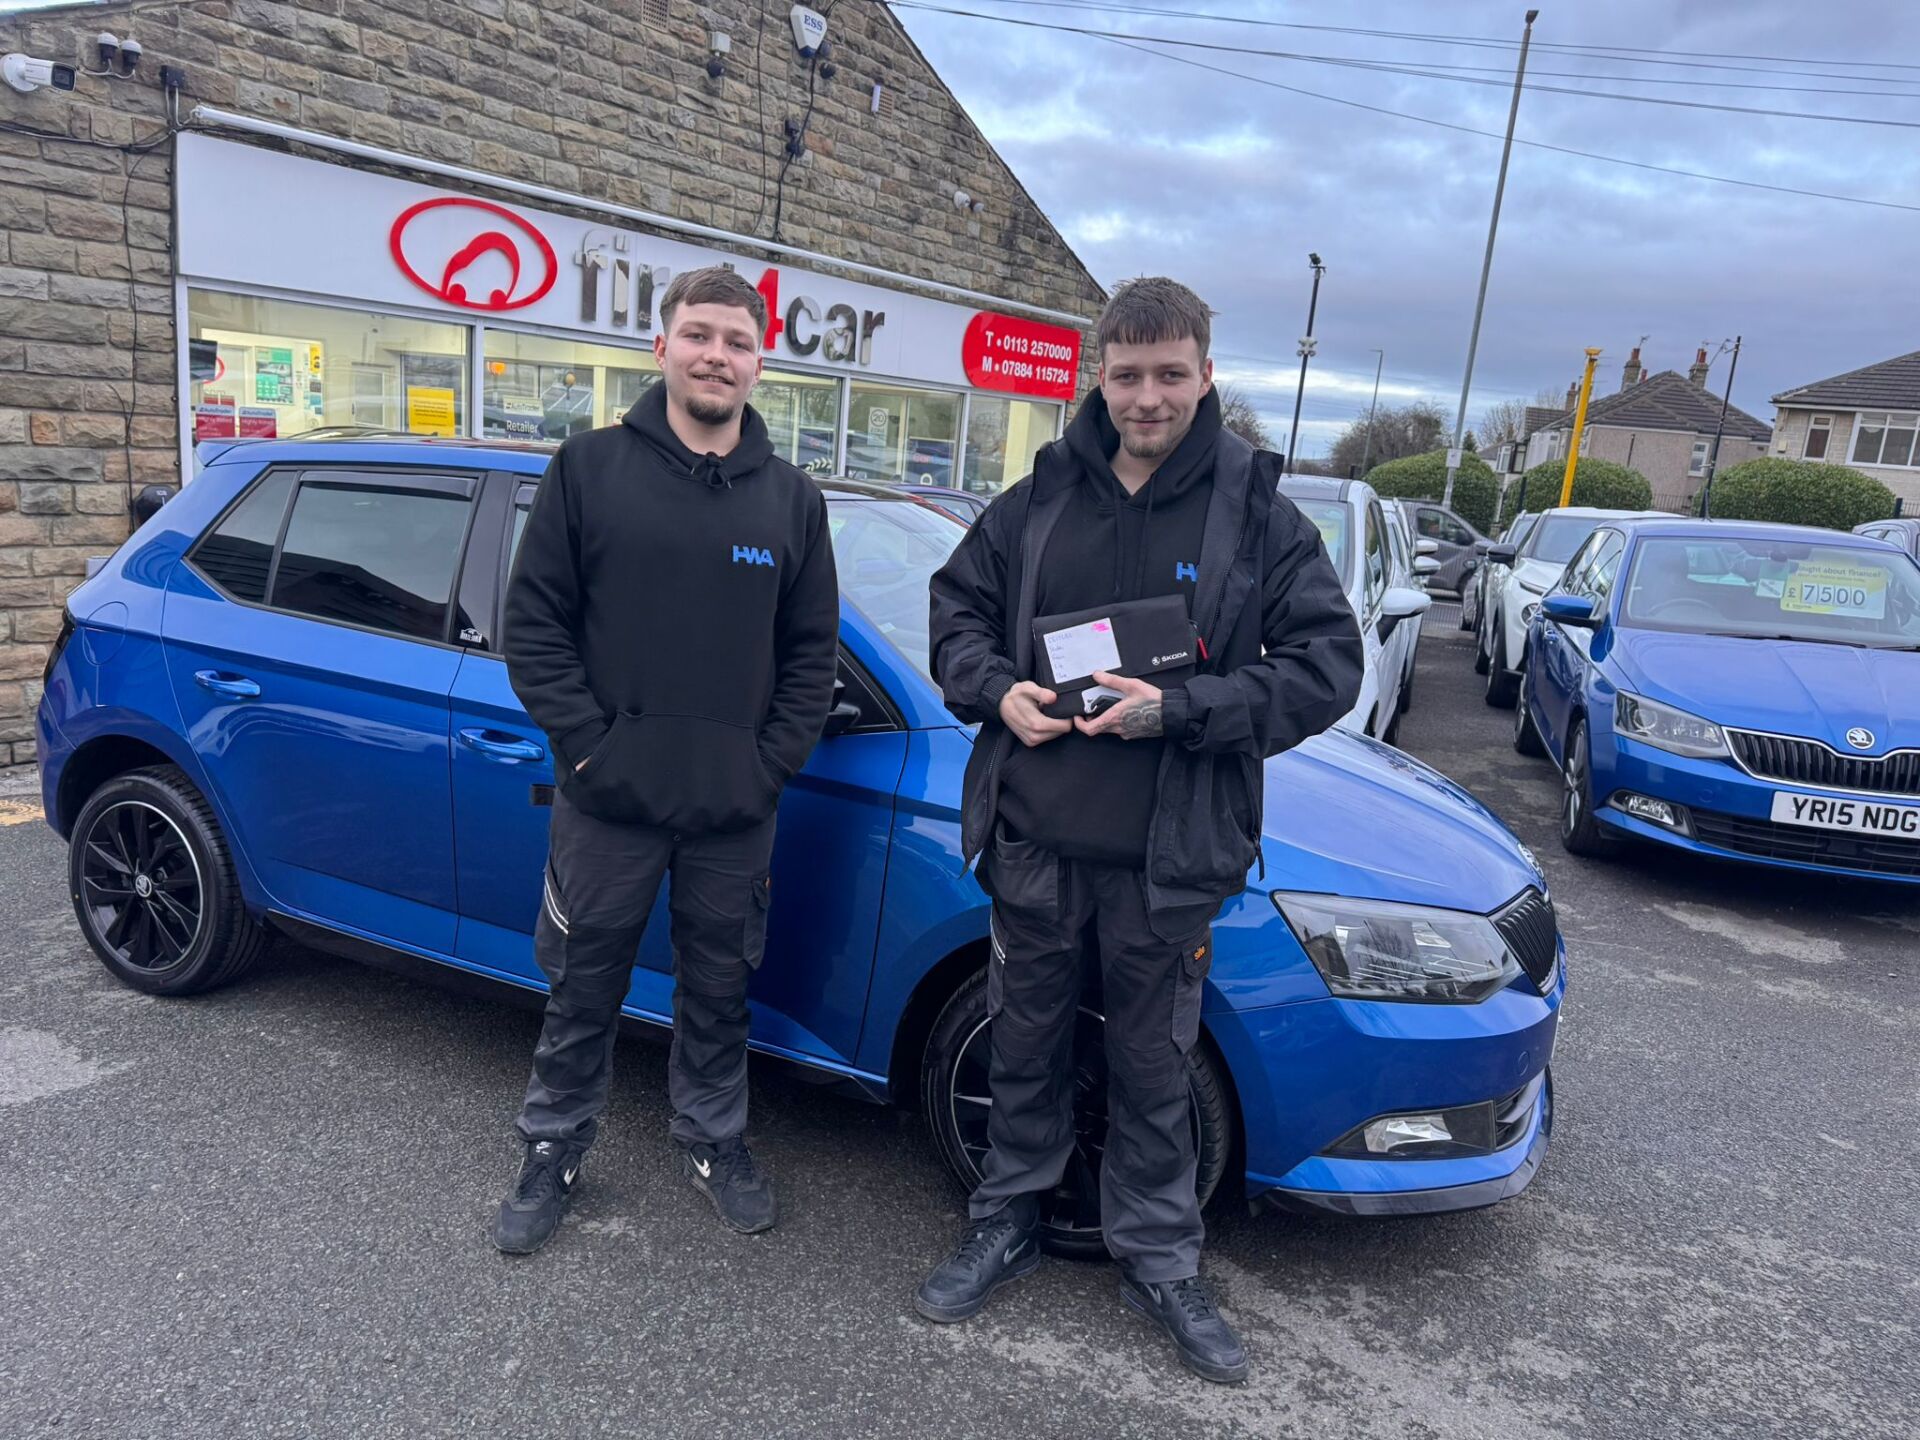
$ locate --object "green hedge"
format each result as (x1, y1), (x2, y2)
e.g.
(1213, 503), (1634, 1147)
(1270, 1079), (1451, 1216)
(1364, 450), (1499, 533)
(1696, 457), (1897, 529)
(1514, 457), (1653, 513)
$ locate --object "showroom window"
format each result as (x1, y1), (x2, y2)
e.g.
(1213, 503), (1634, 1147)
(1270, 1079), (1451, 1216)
(844, 382), (961, 487)
(482, 331), (659, 441)
(756, 368), (843, 474)
(187, 291), (469, 441)
(963, 396), (1061, 494)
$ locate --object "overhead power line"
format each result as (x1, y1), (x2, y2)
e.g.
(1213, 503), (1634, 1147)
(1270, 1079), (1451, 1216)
(889, 3), (1920, 130)
(881, 5), (1920, 215)
(925, 0), (1920, 77)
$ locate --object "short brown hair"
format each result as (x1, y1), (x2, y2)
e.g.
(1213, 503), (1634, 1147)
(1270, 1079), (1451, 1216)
(659, 265), (768, 337)
(1096, 276), (1212, 360)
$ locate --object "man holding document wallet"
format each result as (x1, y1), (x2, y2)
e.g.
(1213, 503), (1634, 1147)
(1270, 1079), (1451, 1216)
(922, 277), (1362, 1382)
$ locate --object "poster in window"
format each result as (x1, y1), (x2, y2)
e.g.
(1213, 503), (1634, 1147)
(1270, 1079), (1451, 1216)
(194, 396), (236, 440)
(255, 346), (295, 405)
(907, 438), (954, 488)
(407, 387), (458, 436)
(237, 406), (278, 439)
(497, 395), (544, 441)
(797, 426), (836, 475)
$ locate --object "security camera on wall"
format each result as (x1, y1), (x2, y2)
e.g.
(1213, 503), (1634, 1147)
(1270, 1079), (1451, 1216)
(790, 5), (827, 58)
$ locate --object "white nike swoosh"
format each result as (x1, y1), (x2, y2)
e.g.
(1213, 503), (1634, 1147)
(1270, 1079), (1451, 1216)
(562, 1166), (578, 1186)
(694, 1157), (712, 1178)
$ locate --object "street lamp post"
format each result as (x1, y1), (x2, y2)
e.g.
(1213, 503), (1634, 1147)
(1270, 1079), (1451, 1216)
(1358, 347), (1384, 478)
(1286, 252), (1326, 474)
(1443, 8), (1539, 509)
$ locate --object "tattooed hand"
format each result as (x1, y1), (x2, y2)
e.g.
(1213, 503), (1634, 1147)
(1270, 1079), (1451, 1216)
(1074, 672), (1166, 740)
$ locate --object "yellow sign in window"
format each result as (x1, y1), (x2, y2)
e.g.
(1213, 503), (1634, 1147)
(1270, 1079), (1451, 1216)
(1780, 562), (1887, 619)
(406, 386), (457, 437)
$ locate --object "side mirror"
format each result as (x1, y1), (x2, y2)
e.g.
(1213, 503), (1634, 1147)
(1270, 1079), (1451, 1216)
(821, 700), (863, 738)
(1541, 593), (1599, 628)
(1414, 538), (1438, 557)
(1382, 585), (1434, 621)
(1485, 544), (1517, 566)
(1413, 555), (1440, 576)
(131, 483), (175, 525)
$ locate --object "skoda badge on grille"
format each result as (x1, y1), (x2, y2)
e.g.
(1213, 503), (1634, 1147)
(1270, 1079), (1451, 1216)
(1846, 727), (1875, 750)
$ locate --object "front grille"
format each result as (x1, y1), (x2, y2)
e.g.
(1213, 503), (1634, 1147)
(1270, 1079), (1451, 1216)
(1729, 729), (1920, 798)
(1690, 809), (1920, 878)
(1493, 888), (1558, 992)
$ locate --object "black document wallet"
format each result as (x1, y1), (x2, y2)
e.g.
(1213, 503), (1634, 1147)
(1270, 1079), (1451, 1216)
(1030, 593), (1199, 720)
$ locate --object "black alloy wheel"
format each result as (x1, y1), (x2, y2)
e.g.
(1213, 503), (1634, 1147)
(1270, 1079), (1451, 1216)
(921, 969), (1235, 1259)
(68, 765), (270, 995)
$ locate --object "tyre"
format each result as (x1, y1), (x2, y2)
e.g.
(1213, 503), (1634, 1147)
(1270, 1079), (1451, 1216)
(1512, 687), (1546, 757)
(1458, 585), (1476, 631)
(1559, 718), (1619, 858)
(68, 764), (270, 996)
(1473, 612), (1492, 675)
(1484, 627), (1519, 708)
(920, 967), (1236, 1260)
(1398, 665), (1415, 715)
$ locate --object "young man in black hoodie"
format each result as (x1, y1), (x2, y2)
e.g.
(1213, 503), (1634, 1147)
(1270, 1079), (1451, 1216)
(494, 266), (839, 1254)
(920, 278), (1362, 1382)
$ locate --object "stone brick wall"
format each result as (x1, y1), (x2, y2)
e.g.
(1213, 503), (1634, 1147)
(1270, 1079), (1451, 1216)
(0, 0), (1108, 766)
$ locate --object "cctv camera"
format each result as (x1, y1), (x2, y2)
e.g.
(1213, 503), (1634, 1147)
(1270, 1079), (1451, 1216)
(119, 36), (142, 75)
(3, 53), (77, 94)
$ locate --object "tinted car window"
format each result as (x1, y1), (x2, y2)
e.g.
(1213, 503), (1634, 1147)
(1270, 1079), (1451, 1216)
(192, 468), (297, 602)
(271, 482), (474, 642)
(1527, 514), (1606, 565)
(1364, 503), (1388, 609)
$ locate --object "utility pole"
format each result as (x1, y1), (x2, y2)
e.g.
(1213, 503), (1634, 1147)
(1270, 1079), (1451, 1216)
(1697, 335), (1742, 519)
(1286, 252), (1326, 474)
(1443, 8), (1539, 509)
(1558, 347), (1601, 507)
(1358, 347), (1384, 478)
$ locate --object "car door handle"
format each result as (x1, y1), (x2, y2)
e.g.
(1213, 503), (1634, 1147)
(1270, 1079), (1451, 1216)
(458, 728), (545, 764)
(193, 670), (260, 699)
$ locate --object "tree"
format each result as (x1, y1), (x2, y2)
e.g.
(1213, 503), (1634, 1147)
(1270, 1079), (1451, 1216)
(1479, 387), (1569, 450)
(1215, 384), (1272, 451)
(1700, 458), (1895, 528)
(1327, 400), (1446, 478)
(1365, 450), (1501, 533)
(1462, 431), (1478, 454)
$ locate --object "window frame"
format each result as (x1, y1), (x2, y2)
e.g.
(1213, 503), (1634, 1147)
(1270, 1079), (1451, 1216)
(185, 463), (486, 651)
(1362, 501), (1389, 616)
(1851, 410), (1920, 469)
(1803, 414), (1832, 461)
(1688, 438), (1712, 477)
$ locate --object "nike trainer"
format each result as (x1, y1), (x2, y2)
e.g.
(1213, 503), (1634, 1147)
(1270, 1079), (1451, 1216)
(492, 1139), (582, 1255)
(677, 1136), (777, 1234)
(913, 1205), (1041, 1323)
(1120, 1273), (1249, 1384)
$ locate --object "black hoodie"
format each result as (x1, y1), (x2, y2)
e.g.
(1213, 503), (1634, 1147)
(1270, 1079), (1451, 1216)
(997, 388), (1221, 866)
(504, 382), (840, 833)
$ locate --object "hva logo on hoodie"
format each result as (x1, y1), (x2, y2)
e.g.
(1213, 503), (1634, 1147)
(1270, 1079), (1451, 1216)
(733, 545), (775, 567)
(1175, 562), (1198, 583)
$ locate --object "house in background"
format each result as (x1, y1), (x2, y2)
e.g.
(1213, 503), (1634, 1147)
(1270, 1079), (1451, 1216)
(1520, 346), (1771, 508)
(1770, 349), (1920, 506)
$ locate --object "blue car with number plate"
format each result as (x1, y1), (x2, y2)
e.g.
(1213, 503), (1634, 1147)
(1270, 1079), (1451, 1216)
(1515, 517), (1920, 881)
(39, 436), (1563, 1252)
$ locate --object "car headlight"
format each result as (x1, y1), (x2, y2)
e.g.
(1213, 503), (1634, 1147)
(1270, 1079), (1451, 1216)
(1614, 692), (1729, 758)
(1272, 892), (1522, 1004)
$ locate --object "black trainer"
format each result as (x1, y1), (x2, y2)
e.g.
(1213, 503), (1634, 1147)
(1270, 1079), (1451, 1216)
(1120, 1274), (1249, 1384)
(492, 1139), (582, 1255)
(913, 1206), (1041, 1323)
(677, 1136), (777, 1233)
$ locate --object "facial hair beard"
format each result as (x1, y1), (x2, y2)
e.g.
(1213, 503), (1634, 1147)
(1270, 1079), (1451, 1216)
(1121, 421), (1183, 461)
(682, 391), (740, 427)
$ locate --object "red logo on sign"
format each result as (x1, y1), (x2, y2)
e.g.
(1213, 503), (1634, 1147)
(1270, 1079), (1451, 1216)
(962, 313), (1082, 402)
(389, 197), (558, 312)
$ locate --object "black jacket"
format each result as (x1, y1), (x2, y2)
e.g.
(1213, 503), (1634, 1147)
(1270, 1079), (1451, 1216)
(928, 403), (1363, 911)
(505, 383), (840, 833)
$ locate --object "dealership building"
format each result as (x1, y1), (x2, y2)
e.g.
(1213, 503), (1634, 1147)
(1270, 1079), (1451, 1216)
(0, 0), (1105, 765)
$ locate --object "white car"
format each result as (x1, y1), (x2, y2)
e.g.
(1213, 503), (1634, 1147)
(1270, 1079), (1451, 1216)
(1479, 505), (1670, 707)
(1380, 498), (1441, 715)
(1281, 478), (1432, 745)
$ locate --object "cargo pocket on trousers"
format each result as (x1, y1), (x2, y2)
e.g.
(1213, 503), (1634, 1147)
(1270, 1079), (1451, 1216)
(983, 824), (1061, 920)
(986, 913), (1008, 1018)
(742, 874), (772, 970)
(1170, 933), (1211, 1054)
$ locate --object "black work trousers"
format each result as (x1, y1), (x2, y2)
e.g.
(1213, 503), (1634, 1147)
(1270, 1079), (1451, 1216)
(514, 788), (776, 1151)
(969, 824), (1216, 1283)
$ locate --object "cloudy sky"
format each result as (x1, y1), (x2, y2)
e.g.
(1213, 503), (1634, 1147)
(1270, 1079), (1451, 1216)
(890, 0), (1920, 457)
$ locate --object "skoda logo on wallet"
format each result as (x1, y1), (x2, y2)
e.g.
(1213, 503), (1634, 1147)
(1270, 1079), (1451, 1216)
(389, 197), (558, 312)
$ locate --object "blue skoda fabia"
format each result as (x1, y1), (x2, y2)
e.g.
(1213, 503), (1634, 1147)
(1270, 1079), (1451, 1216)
(39, 437), (1563, 1252)
(1515, 517), (1920, 883)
